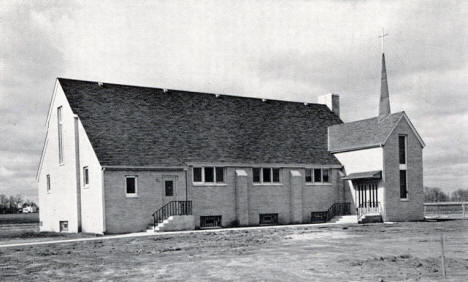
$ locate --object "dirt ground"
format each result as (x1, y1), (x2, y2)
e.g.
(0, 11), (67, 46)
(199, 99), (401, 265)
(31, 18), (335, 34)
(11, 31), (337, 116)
(1, 220), (467, 281)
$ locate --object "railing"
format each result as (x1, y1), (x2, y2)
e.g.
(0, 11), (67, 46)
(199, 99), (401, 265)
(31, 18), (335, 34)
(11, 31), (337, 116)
(310, 202), (351, 223)
(152, 201), (192, 229)
(357, 201), (384, 220)
(424, 202), (468, 218)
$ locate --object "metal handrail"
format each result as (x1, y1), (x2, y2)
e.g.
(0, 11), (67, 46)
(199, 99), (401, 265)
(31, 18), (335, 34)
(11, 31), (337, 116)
(311, 202), (351, 223)
(152, 201), (192, 229)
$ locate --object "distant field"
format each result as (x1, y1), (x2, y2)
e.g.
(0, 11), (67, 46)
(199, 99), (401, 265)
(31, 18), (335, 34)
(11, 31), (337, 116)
(0, 213), (39, 224)
(1, 220), (467, 281)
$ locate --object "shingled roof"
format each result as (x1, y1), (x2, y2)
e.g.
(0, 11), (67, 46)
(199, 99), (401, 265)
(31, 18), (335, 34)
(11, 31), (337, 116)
(328, 112), (405, 153)
(58, 78), (343, 167)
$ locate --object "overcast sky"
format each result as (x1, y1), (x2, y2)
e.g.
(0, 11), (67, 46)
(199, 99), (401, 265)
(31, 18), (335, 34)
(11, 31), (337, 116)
(1, 0), (467, 202)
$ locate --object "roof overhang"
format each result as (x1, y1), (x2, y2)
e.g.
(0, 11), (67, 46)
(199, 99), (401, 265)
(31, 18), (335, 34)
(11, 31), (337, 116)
(342, 170), (382, 180)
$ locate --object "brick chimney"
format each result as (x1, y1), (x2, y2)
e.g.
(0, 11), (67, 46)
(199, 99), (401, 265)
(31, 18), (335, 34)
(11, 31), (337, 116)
(318, 93), (340, 117)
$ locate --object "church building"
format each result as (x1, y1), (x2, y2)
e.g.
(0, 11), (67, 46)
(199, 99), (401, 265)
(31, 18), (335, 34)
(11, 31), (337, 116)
(36, 52), (425, 234)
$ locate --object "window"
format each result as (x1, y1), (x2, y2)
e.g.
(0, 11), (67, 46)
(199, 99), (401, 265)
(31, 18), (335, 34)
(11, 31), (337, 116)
(57, 106), (64, 164)
(253, 168), (281, 184)
(200, 215), (222, 228)
(305, 169), (312, 183)
(125, 176), (137, 197)
(400, 170), (408, 199)
(272, 168), (280, 183)
(193, 167), (202, 182)
(215, 167), (224, 183)
(263, 168), (271, 182)
(314, 169), (322, 182)
(59, 221), (68, 232)
(259, 213), (278, 225)
(46, 174), (51, 192)
(165, 180), (174, 196)
(253, 168), (261, 183)
(83, 166), (89, 187)
(399, 135), (407, 165)
(204, 167), (214, 182)
(305, 168), (332, 184)
(193, 167), (225, 184)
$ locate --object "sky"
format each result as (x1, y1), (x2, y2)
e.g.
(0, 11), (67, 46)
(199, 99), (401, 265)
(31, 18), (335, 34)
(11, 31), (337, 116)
(1, 0), (467, 202)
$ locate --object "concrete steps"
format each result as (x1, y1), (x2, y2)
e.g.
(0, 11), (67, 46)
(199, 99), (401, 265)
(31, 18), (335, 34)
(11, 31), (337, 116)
(329, 215), (358, 224)
(147, 215), (195, 233)
(359, 214), (383, 224)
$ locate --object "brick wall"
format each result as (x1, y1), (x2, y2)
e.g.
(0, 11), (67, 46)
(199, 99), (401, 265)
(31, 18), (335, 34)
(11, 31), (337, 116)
(383, 118), (424, 221)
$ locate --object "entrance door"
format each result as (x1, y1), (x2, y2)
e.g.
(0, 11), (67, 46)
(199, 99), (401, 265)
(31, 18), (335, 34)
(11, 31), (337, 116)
(355, 181), (379, 208)
(163, 178), (177, 204)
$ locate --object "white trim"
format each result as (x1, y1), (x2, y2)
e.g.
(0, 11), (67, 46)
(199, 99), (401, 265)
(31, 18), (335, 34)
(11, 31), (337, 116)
(187, 162), (342, 169)
(125, 175), (138, 197)
(383, 112), (425, 148)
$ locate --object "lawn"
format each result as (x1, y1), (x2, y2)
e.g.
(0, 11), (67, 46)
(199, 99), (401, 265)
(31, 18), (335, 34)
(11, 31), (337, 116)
(1, 220), (467, 281)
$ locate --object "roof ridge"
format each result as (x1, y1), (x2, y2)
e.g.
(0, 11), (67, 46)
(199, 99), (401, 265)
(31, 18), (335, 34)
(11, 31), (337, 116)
(57, 77), (329, 107)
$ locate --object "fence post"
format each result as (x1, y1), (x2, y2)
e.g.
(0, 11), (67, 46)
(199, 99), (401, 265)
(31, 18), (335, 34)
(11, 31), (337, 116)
(440, 234), (447, 280)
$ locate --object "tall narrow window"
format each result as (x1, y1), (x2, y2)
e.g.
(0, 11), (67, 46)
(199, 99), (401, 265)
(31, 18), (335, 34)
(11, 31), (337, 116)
(399, 135), (407, 165)
(83, 166), (89, 186)
(215, 167), (224, 183)
(305, 169), (312, 183)
(400, 170), (407, 199)
(165, 180), (174, 196)
(204, 167), (214, 183)
(253, 168), (261, 183)
(313, 168), (322, 183)
(57, 106), (64, 164)
(193, 167), (202, 182)
(272, 168), (280, 183)
(322, 169), (330, 183)
(125, 176), (137, 197)
(46, 174), (51, 192)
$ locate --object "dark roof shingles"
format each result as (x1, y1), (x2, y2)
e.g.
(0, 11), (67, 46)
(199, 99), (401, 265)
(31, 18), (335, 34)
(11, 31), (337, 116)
(59, 78), (342, 166)
(328, 112), (404, 153)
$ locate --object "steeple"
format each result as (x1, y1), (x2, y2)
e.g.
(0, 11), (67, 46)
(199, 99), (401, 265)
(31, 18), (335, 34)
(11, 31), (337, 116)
(379, 52), (391, 119)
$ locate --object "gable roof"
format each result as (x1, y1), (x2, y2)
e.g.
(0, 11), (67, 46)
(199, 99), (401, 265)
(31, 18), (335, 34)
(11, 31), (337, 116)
(328, 111), (425, 153)
(58, 78), (343, 167)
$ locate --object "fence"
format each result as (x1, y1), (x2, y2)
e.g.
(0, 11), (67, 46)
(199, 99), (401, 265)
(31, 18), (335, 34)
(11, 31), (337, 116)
(424, 202), (468, 218)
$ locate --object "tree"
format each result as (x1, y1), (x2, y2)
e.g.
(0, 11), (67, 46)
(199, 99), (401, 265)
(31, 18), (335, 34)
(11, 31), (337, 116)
(451, 189), (468, 202)
(424, 186), (450, 202)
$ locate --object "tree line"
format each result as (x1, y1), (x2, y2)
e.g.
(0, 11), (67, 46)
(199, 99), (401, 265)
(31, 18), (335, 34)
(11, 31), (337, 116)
(424, 187), (468, 202)
(0, 194), (38, 214)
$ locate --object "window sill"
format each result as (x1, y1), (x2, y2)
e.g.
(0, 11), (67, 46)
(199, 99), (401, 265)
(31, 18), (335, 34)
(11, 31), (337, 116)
(82, 185), (90, 189)
(252, 183), (283, 186)
(193, 183), (227, 186)
(59, 163), (65, 167)
(305, 183), (333, 186)
(400, 198), (409, 202)
(125, 194), (138, 198)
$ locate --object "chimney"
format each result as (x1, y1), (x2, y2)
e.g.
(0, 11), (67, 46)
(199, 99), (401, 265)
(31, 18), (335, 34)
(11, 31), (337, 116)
(318, 93), (340, 117)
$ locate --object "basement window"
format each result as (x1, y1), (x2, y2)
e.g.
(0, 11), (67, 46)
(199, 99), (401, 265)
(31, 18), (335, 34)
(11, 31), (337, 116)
(253, 168), (281, 184)
(125, 176), (137, 197)
(200, 215), (222, 228)
(259, 213), (278, 225)
(193, 167), (225, 184)
(59, 221), (68, 232)
(305, 168), (332, 184)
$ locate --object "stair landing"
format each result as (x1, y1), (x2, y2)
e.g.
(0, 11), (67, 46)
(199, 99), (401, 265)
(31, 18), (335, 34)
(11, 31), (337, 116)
(329, 215), (358, 224)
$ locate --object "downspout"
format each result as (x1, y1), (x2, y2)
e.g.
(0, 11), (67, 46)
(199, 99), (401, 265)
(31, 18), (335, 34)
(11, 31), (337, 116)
(74, 116), (82, 232)
(101, 167), (106, 234)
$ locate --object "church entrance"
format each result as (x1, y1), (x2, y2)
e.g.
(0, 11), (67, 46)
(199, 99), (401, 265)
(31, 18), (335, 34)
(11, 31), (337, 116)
(355, 180), (379, 208)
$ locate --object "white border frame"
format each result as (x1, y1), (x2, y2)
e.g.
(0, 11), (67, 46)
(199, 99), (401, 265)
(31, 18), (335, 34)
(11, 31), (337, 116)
(125, 175), (138, 197)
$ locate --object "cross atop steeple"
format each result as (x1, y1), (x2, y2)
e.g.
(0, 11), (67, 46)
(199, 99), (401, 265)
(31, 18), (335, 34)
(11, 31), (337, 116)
(378, 28), (389, 53)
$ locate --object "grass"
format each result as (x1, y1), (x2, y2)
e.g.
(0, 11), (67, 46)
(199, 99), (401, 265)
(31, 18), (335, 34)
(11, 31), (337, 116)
(1, 220), (468, 281)
(0, 213), (39, 224)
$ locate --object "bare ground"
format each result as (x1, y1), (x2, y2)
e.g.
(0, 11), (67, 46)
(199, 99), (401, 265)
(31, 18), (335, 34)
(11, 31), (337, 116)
(1, 220), (467, 281)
